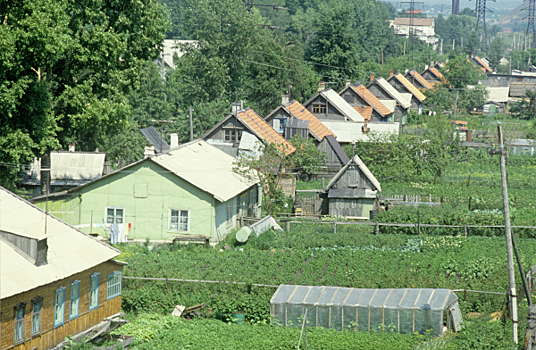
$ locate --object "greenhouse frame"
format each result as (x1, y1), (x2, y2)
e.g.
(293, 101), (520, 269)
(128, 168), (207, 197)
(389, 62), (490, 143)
(270, 285), (462, 336)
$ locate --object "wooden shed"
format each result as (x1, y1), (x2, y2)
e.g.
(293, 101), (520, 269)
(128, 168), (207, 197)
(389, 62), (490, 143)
(325, 155), (381, 218)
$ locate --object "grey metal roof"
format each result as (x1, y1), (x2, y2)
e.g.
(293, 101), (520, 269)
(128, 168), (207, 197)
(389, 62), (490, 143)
(140, 126), (170, 153)
(286, 118), (310, 129)
(0, 187), (120, 299)
(151, 140), (259, 202)
(320, 89), (365, 122)
(373, 78), (412, 109)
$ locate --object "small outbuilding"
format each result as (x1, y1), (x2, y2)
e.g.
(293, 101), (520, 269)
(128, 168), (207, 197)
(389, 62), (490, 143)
(325, 155), (381, 218)
(270, 285), (462, 336)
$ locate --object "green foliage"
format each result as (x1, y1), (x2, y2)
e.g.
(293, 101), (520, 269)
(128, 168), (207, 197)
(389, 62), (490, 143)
(115, 314), (423, 349)
(457, 84), (488, 113)
(444, 55), (485, 89)
(510, 90), (536, 120)
(424, 84), (453, 113)
(289, 135), (325, 179)
(447, 316), (516, 350)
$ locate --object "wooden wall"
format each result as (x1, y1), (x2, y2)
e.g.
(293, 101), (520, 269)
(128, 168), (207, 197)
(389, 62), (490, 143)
(304, 95), (345, 121)
(1, 261), (123, 350)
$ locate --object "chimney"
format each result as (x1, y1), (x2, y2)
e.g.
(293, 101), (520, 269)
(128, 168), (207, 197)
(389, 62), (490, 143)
(318, 81), (326, 92)
(170, 133), (179, 148)
(144, 145), (155, 158)
(345, 79), (351, 88)
(40, 153), (50, 196)
(281, 94), (290, 105)
(69, 142), (75, 152)
(103, 161), (112, 175)
(362, 119), (369, 134)
(232, 102), (241, 115)
(370, 74), (374, 82)
(389, 70), (394, 78)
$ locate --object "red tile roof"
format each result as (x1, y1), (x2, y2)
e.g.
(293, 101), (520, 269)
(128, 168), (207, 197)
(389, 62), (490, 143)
(350, 85), (392, 117)
(285, 101), (336, 140)
(238, 109), (296, 155)
(408, 70), (433, 89)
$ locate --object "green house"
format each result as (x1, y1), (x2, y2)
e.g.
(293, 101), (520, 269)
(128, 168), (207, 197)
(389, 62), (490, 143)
(31, 140), (260, 242)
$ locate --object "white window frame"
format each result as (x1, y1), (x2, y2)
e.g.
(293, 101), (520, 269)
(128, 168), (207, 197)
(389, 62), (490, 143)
(54, 287), (66, 329)
(89, 272), (100, 311)
(14, 302), (26, 344)
(106, 206), (125, 224)
(31, 297), (43, 335)
(168, 208), (190, 232)
(69, 280), (80, 321)
(107, 271), (122, 300)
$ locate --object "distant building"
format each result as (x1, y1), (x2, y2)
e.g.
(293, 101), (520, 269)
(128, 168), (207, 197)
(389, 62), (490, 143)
(387, 73), (427, 114)
(404, 70), (433, 90)
(157, 39), (198, 69)
(390, 17), (438, 47)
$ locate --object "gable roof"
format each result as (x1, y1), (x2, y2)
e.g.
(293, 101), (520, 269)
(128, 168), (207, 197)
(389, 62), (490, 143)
(391, 73), (426, 102)
(393, 17), (434, 26)
(284, 100), (336, 140)
(326, 155), (381, 192)
(344, 84), (392, 117)
(324, 135), (350, 164)
(406, 70), (434, 89)
(428, 67), (446, 81)
(372, 78), (412, 109)
(1, 187), (120, 299)
(237, 108), (296, 155)
(22, 151), (106, 186)
(353, 106), (373, 120)
(474, 56), (492, 73)
(304, 89), (365, 122)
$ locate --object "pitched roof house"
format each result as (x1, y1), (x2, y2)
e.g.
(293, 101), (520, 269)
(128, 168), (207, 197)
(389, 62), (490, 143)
(366, 77), (411, 126)
(421, 67), (446, 84)
(302, 88), (365, 122)
(325, 155), (381, 218)
(473, 56), (493, 73)
(1, 187), (124, 350)
(264, 100), (336, 142)
(339, 84), (394, 122)
(31, 140), (260, 242)
(404, 70), (434, 90)
(203, 108), (295, 157)
(387, 73), (426, 114)
(391, 17), (438, 46)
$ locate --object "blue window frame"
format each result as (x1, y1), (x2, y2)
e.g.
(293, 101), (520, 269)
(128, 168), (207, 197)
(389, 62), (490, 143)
(107, 271), (122, 300)
(54, 287), (66, 328)
(69, 280), (80, 320)
(90, 272), (100, 311)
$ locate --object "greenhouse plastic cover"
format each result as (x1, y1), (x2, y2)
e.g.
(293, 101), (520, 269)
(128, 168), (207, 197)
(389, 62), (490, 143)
(270, 285), (462, 336)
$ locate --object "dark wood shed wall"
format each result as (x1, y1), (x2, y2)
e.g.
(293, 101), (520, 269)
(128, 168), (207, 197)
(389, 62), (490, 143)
(304, 95), (345, 120)
(331, 165), (375, 191)
(203, 116), (246, 143)
(319, 138), (345, 167)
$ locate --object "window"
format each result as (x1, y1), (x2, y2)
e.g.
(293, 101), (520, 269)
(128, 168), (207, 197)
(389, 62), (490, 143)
(274, 118), (286, 133)
(90, 273), (100, 311)
(14, 303), (26, 344)
(54, 287), (66, 328)
(69, 280), (80, 320)
(106, 207), (124, 224)
(312, 103), (326, 114)
(169, 209), (189, 232)
(107, 271), (122, 300)
(31, 297), (43, 335)
(224, 129), (241, 142)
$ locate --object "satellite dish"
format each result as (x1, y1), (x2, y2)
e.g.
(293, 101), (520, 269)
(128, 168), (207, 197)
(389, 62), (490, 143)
(236, 226), (253, 243)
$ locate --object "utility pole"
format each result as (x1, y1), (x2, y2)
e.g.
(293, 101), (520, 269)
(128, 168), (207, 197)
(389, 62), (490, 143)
(498, 125), (518, 344)
(453, 91), (459, 124)
(189, 107), (194, 142)
(381, 49), (384, 69)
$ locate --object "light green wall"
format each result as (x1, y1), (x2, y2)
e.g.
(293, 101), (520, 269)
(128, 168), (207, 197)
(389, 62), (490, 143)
(33, 160), (244, 241)
(362, 198), (376, 218)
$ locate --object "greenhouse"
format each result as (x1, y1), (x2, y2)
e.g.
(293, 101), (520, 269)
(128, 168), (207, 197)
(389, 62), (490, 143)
(270, 285), (462, 336)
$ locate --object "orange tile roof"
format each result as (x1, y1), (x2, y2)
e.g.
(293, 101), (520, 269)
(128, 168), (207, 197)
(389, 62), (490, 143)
(474, 56), (492, 73)
(409, 70), (433, 89)
(394, 73), (426, 102)
(238, 108), (296, 155)
(350, 85), (392, 117)
(450, 120), (468, 125)
(285, 101), (336, 140)
(353, 106), (373, 121)
(429, 67), (446, 81)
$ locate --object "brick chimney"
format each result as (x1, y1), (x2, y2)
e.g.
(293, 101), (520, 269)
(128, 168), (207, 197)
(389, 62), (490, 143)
(389, 70), (394, 78)
(370, 74), (375, 82)
(69, 142), (75, 152)
(345, 79), (351, 88)
(318, 81), (326, 92)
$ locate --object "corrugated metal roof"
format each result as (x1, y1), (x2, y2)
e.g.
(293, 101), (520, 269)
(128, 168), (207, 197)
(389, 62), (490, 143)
(322, 120), (399, 143)
(23, 152), (105, 185)
(285, 100), (336, 140)
(379, 99), (396, 113)
(350, 85), (392, 116)
(393, 17), (434, 26)
(392, 74), (426, 102)
(353, 106), (373, 120)
(374, 78), (412, 109)
(407, 70), (433, 89)
(140, 126), (170, 153)
(286, 118), (309, 129)
(0, 187), (120, 299)
(238, 108), (296, 155)
(151, 140), (259, 202)
(474, 56), (492, 73)
(320, 89), (365, 122)
(326, 155), (381, 191)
